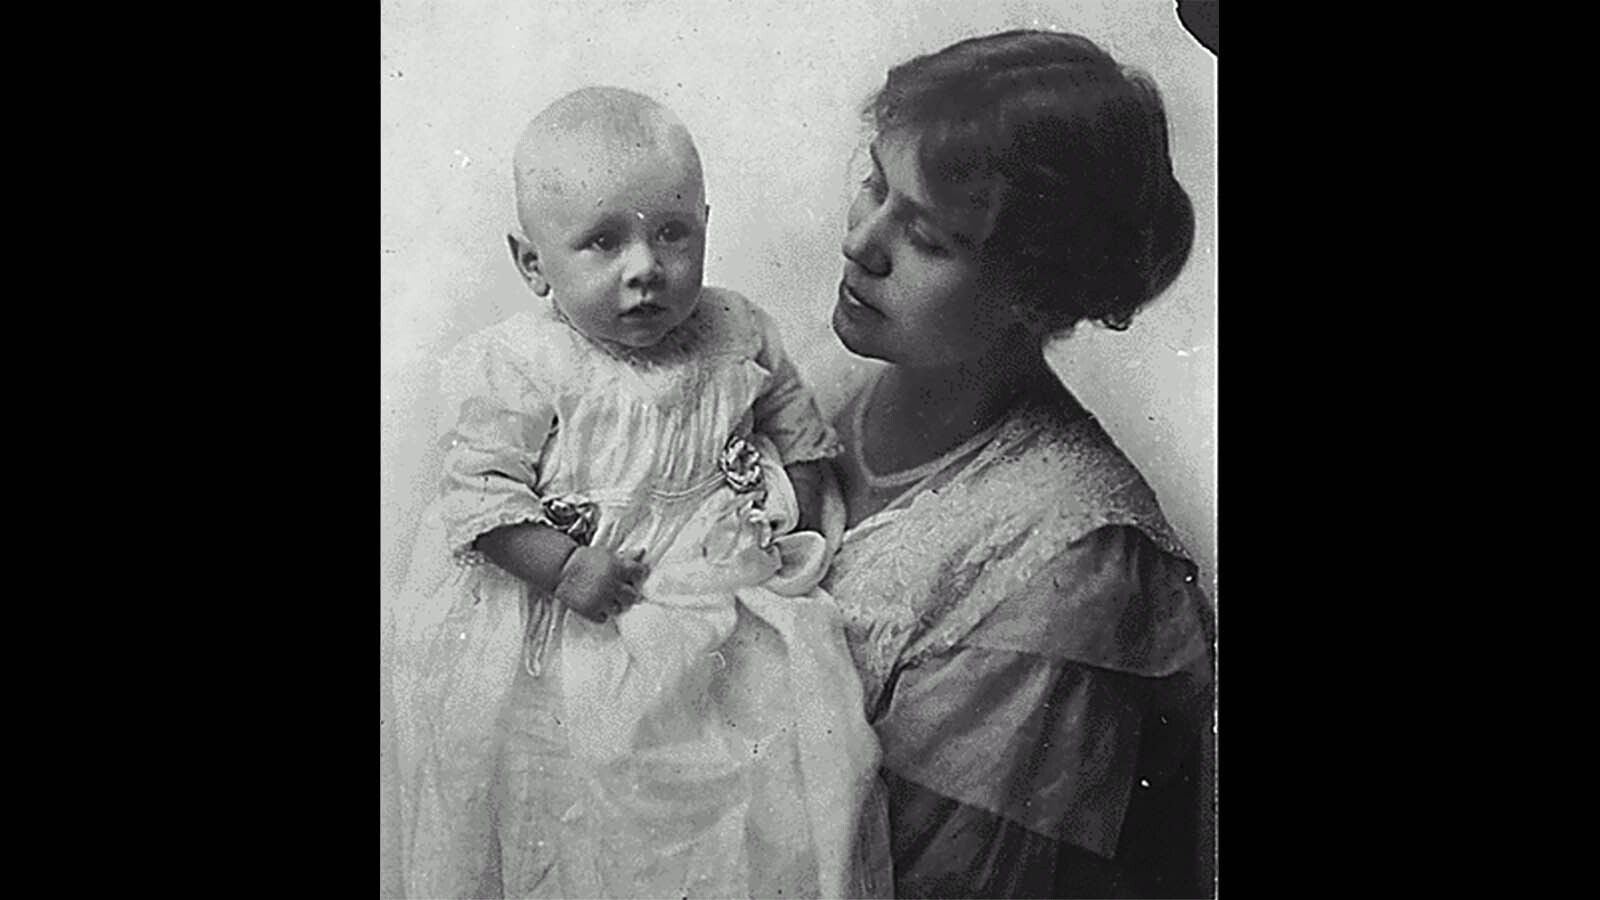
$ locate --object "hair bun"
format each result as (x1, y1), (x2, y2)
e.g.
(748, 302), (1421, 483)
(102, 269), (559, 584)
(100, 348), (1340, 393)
(1142, 174), (1194, 308)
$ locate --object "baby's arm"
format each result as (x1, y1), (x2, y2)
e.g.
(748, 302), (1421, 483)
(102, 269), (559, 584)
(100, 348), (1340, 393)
(438, 335), (645, 623)
(477, 525), (645, 623)
(746, 301), (842, 536)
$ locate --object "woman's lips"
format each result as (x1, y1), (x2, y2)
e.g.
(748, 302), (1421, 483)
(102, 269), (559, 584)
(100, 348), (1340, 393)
(839, 280), (882, 315)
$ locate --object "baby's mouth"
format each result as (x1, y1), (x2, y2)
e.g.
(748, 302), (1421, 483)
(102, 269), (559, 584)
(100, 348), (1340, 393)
(620, 302), (669, 320)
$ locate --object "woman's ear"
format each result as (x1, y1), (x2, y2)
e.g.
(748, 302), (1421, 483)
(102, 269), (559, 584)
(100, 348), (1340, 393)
(506, 233), (551, 297)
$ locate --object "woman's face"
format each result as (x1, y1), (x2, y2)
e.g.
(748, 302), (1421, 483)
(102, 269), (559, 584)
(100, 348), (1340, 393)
(833, 131), (1020, 368)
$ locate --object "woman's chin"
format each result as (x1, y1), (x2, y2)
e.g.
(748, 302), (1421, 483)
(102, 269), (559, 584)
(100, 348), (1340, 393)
(831, 302), (882, 360)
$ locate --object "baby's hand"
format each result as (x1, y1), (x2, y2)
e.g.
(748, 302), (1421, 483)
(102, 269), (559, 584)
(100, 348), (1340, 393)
(554, 546), (648, 623)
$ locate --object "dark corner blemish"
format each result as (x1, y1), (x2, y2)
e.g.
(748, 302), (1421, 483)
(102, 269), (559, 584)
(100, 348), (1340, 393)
(1177, 1), (1219, 57)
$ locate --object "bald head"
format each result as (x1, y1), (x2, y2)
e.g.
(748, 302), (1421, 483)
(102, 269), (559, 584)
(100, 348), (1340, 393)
(513, 87), (704, 239)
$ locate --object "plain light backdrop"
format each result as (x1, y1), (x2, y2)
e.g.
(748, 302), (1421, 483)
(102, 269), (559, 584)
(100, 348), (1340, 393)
(381, 2), (1214, 893)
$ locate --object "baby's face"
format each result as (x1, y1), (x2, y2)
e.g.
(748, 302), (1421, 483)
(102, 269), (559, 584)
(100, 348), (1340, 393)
(523, 142), (707, 349)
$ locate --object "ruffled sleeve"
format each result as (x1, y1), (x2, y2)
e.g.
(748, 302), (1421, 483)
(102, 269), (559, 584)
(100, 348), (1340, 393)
(748, 303), (842, 465)
(434, 332), (560, 561)
(873, 525), (1213, 897)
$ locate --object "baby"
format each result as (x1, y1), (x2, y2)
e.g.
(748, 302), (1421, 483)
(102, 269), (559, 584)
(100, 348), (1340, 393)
(392, 87), (888, 900)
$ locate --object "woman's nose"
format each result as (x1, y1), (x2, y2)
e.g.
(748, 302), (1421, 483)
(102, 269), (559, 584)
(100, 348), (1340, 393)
(842, 208), (889, 277)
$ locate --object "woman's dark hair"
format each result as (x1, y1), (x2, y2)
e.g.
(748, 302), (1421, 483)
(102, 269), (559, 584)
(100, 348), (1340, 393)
(867, 30), (1194, 331)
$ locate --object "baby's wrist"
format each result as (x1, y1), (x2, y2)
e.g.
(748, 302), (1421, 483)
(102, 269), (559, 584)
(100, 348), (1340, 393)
(553, 541), (588, 586)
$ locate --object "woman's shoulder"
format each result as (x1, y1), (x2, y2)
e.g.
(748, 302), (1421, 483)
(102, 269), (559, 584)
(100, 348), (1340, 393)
(1004, 399), (1187, 561)
(954, 410), (1210, 676)
(962, 518), (1210, 673)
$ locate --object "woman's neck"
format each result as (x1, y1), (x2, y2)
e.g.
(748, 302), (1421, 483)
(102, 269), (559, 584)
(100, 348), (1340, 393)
(863, 341), (1055, 475)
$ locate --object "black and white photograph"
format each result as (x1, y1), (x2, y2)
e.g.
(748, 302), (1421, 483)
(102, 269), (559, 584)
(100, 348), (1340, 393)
(381, 1), (1218, 897)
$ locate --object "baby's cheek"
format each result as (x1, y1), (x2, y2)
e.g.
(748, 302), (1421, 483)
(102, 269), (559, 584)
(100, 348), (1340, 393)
(667, 247), (704, 274)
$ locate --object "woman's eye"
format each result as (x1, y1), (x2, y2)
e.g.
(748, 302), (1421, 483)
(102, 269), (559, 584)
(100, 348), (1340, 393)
(909, 228), (949, 257)
(587, 233), (618, 252)
(860, 174), (887, 203)
(656, 221), (689, 243)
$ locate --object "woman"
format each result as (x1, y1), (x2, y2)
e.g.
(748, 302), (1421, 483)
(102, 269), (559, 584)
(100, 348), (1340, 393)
(817, 30), (1216, 898)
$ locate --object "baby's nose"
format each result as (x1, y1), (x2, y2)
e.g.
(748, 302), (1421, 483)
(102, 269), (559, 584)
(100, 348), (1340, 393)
(621, 240), (663, 288)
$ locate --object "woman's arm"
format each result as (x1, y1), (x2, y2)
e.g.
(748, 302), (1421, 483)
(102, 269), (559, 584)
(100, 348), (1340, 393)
(876, 658), (1208, 899)
(815, 459), (848, 559)
(783, 460), (830, 535)
(1106, 673), (1212, 898)
(882, 767), (1101, 899)
(1101, 528), (1214, 898)
(873, 525), (1213, 898)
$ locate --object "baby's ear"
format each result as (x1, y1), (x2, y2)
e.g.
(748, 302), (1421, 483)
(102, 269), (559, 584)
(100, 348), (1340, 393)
(506, 233), (550, 297)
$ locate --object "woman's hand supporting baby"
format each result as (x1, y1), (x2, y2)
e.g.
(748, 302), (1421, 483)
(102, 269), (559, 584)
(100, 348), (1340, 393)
(786, 460), (826, 535)
(475, 524), (648, 623)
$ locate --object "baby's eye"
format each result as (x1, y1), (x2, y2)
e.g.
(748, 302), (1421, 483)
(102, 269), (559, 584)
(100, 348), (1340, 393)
(656, 221), (690, 244)
(587, 233), (619, 252)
